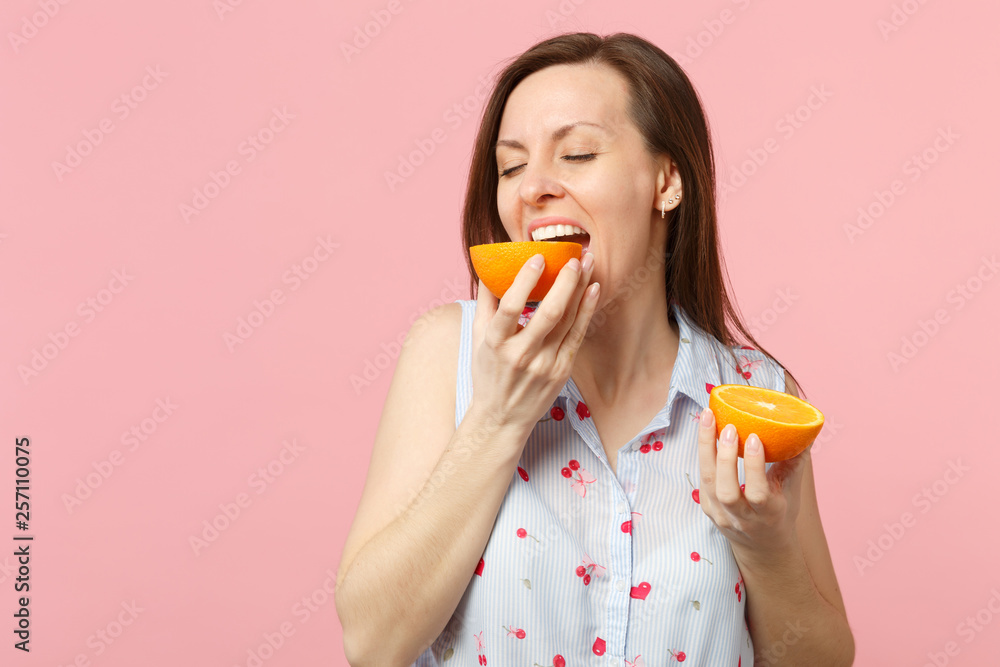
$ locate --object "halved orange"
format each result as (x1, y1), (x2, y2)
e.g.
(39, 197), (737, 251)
(708, 384), (824, 462)
(470, 241), (582, 302)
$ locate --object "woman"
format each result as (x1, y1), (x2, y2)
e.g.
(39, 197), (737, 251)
(336, 32), (854, 666)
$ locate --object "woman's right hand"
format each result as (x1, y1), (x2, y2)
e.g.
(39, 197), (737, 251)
(469, 251), (600, 439)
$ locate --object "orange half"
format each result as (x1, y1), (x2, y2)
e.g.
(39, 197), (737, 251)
(470, 241), (582, 302)
(708, 384), (824, 462)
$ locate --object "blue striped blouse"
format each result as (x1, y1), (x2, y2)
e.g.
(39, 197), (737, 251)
(411, 300), (784, 667)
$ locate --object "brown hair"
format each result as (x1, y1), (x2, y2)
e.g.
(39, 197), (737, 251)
(460, 31), (806, 399)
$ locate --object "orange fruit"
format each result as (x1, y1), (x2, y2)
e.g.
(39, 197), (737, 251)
(470, 241), (583, 302)
(708, 384), (824, 462)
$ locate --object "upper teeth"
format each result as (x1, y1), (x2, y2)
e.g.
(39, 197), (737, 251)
(531, 224), (587, 241)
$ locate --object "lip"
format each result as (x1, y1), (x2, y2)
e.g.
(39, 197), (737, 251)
(526, 216), (589, 240)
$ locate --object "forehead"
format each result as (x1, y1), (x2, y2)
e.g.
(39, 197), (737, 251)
(497, 63), (630, 143)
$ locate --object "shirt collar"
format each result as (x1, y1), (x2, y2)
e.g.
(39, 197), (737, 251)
(558, 302), (725, 414)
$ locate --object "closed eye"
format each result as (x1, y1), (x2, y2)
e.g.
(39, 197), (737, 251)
(499, 153), (597, 178)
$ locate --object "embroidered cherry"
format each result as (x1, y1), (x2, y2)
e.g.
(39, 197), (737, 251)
(691, 551), (713, 565)
(475, 558), (484, 576)
(640, 443), (651, 453)
(568, 459), (580, 470)
(576, 565), (586, 577)
(740, 483), (745, 493)
(518, 466), (529, 481)
(685, 472), (700, 504)
(576, 401), (590, 420)
(561, 467), (572, 478)
(516, 528), (539, 543)
(668, 648), (686, 662)
(583, 574), (591, 585)
(503, 625), (526, 639)
(653, 440), (663, 451)
(551, 406), (565, 420)
(553, 656), (566, 667)
(592, 637), (606, 655)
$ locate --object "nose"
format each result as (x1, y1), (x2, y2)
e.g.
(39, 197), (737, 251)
(517, 158), (566, 207)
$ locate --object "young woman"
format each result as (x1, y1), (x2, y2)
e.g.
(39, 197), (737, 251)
(336, 32), (854, 666)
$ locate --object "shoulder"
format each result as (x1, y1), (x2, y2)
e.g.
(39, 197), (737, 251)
(407, 301), (463, 346)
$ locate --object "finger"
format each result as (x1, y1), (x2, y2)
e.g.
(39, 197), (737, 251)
(714, 422), (743, 506)
(494, 253), (547, 341)
(697, 408), (719, 502)
(555, 276), (601, 370)
(520, 255), (584, 347)
(539, 251), (595, 350)
(742, 433), (769, 508)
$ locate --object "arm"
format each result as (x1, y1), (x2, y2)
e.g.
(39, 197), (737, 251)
(737, 371), (855, 666)
(335, 304), (530, 666)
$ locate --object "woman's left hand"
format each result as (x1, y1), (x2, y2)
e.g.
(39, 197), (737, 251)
(696, 407), (810, 561)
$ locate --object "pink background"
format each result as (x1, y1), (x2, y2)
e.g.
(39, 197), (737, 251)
(2, 0), (998, 665)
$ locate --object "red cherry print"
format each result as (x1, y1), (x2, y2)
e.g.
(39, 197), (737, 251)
(743, 371), (751, 379)
(583, 573), (591, 585)
(640, 443), (651, 453)
(592, 637), (606, 656)
(735, 582), (740, 594)
(621, 520), (631, 533)
(475, 557), (484, 576)
(517, 466), (529, 482)
(554, 656), (566, 667)
(691, 551), (700, 562)
(516, 528), (539, 543)
(705, 382), (715, 395)
(740, 484), (745, 493)
(739, 657), (741, 667)
(561, 467), (572, 478)
(479, 655), (486, 665)
(576, 401), (590, 420)
(551, 406), (565, 421)
(684, 472), (700, 504)
(569, 459), (580, 470)
(677, 651), (686, 662)
(653, 440), (663, 451)
(576, 565), (586, 577)
(516, 629), (525, 639)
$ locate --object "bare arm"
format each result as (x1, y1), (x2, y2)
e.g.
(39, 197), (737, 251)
(335, 305), (531, 666)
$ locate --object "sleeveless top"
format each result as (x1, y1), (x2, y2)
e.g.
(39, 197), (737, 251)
(411, 300), (785, 667)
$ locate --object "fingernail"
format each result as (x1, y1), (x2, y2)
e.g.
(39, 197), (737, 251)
(746, 434), (761, 455)
(700, 408), (713, 427)
(529, 254), (544, 269)
(567, 258), (581, 273)
(581, 252), (594, 272)
(721, 424), (737, 446)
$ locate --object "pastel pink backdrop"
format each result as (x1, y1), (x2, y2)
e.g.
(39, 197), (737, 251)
(1, 0), (997, 665)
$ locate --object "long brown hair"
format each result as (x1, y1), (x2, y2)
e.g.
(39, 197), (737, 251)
(460, 31), (806, 399)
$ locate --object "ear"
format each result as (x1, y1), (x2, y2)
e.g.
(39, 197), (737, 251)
(655, 155), (683, 210)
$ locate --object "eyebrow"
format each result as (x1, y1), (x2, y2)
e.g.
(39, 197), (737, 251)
(495, 121), (609, 151)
